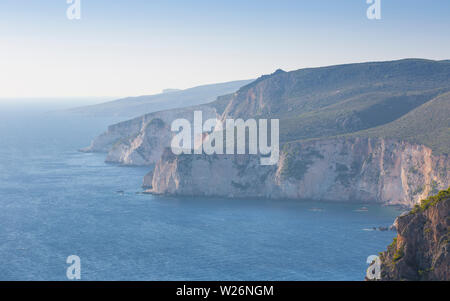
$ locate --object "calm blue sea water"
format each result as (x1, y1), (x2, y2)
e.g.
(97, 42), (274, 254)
(0, 103), (399, 280)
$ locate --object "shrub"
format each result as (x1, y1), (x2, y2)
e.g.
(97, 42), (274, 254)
(411, 187), (450, 213)
(393, 246), (405, 262)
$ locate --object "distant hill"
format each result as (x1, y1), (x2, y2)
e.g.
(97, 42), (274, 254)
(219, 59), (450, 154)
(68, 79), (253, 119)
(162, 88), (182, 94)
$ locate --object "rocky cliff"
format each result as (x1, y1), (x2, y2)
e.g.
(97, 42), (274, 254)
(84, 59), (450, 206)
(82, 105), (218, 166)
(147, 137), (449, 207)
(373, 188), (449, 280)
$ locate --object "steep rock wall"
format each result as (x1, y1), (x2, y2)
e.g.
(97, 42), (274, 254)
(82, 105), (218, 166)
(148, 138), (449, 206)
(374, 189), (449, 280)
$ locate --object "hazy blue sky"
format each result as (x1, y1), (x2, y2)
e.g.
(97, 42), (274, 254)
(1, 0), (449, 98)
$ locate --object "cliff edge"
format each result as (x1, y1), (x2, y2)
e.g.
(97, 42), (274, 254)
(148, 138), (449, 207)
(374, 187), (450, 280)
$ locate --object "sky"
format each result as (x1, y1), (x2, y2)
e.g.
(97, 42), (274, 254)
(1, 0), (450, 99)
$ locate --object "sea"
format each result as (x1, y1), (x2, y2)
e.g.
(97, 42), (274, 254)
(0, 100), (399, 280)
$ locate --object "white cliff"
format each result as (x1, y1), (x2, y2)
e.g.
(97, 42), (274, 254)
(148, 138), (449, 207)
(82, 105), (219, 166)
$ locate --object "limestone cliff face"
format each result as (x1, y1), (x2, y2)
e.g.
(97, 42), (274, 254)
(147, 151), (277, 198)
(84, 60), (450, 205)
(148, 138), (449, 206)
(82, 105), (218, 166)
(80, 117), (144, 153)
(375, 188), (449, 280)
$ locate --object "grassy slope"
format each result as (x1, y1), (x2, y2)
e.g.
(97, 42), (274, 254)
(350, 92), (450, 155)
(221, 59), (450, 155)
(281, 88), (446, 143)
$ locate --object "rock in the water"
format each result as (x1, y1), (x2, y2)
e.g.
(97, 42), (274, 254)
(142, 170), (154, 189)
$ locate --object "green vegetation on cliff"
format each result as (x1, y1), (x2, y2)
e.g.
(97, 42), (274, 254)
(353, 92), (450, 155)
(376, 187), (450, 280)
(221, 59), (450, 155)
(411, 186), (450, 213)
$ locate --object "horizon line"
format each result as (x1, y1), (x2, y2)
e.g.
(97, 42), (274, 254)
(1, 57), (449, 100)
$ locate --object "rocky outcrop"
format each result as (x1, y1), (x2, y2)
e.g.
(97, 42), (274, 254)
(82, 105), (218, 166)
(146, 151), (277, 198)
(148, 137), (449, 207)
(80, 116), (144, 153)
(83, 60), (450, 207)
(374, 188), (449, 280)
(142, 169), (154, 189)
